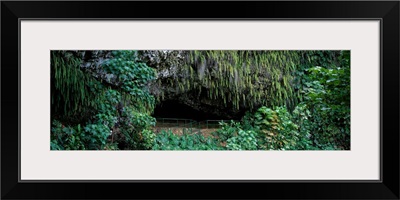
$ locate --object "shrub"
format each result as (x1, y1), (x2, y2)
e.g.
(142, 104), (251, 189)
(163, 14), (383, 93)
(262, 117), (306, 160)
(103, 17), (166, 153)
(213, 120), (241, 141)
(291, 103), (314, 150)
(251, 106), (314, 150)
(226, 129), (258, 150)
(153, 130), (223, 150)
(300, 62), (350, 149)
(50, 120), (87, 150)
(83, 123), (111, 150)
(142, 129), (156, 150)
(51, 50), (157, 150)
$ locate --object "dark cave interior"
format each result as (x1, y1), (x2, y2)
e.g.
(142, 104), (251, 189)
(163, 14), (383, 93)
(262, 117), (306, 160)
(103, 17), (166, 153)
(153, 100), (230, 121)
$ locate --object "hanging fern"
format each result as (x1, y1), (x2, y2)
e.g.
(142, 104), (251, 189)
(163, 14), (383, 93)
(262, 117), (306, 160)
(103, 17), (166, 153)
(161, 50), (302, 111)
(51, 51), (100, 121)
(147, 50), (342, 112)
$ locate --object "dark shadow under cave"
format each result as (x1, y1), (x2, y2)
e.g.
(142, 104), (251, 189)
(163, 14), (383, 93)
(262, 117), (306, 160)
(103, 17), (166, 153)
(153, 100), (234, 121)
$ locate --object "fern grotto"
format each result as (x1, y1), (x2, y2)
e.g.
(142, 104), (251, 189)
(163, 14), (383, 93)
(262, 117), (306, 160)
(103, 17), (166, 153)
(51, 50), (350, 150)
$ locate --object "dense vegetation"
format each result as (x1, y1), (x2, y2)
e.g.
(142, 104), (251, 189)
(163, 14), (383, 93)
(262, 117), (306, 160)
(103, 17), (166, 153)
(51, 50), (350, 150)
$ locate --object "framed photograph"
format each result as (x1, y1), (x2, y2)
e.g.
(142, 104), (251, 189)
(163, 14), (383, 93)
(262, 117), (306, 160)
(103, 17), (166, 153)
(2, 1), (399, 199)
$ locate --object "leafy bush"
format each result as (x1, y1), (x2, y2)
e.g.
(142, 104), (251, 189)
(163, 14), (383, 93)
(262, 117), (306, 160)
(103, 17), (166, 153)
(299, 55), (350, 149)
(153, 130), (223, 150)
(252, 106), (282, 150)
(142, 129), (156, 150)
(103, 50), (156, 112)
(226, 129), (258, 150)
(242, 106), (314, 150)
(291, 103), (314, 150)
(51, 120), (87, 150)
(213, 120), (241, 141)
(51, 50), (157, 150)
(83, 123), (111, 150)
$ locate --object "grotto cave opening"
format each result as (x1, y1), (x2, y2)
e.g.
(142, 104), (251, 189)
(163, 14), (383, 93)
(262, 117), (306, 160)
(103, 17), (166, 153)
(152, 100), (249, 123)
(153, 100), (224, 121)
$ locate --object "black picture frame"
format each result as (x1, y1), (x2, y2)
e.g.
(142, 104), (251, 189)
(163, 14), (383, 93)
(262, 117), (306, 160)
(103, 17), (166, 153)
(1, 1), (399, 199)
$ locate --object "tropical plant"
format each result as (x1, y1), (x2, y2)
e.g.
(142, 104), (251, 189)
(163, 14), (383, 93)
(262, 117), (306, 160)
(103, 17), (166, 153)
(51, 50), (157, 150)
(153, 129), (223, 150)
(297, 51), (350, 149)
(213, 120), (241, 141)
(226, 129), (258, 150)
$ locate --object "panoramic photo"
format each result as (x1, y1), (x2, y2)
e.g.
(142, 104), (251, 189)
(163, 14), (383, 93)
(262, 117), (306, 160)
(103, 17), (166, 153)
(51, 50), (350, 150)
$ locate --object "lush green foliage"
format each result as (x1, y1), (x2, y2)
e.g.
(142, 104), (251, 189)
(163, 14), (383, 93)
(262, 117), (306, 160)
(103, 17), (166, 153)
(226, 130), (258, 150)
(51, 50), (157, 150)
(214, 120), (242, 141)
(51, 120), (86, 150)
(153, 130), (223, 150)
(103, 51), (156, 113)
(152, 50), (343, 112)
(212, 121), (259, 150)
(253, 107), (302, 150)
(215, 106), (314, 150)
(51, 50), (350, 150)
(51, 51), (99, 123)
(296, 51), (350, 149)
